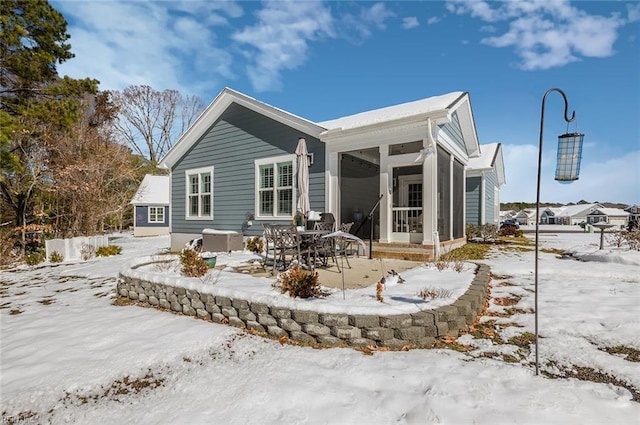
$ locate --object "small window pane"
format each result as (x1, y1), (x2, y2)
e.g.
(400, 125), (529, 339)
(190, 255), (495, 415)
(260, 165), (274, 189)
(189, 196), (198, 215)
(278, 162), (292, 187)
(201, 195), (211, 215)
(201, 173), (211, 193)
(278, 188), (292, 215)
(189, 175), (199, 195)
(260, 191), (273, 215)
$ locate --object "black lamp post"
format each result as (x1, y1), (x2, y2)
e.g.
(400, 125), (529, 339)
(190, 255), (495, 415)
(534, 88), (584, 376)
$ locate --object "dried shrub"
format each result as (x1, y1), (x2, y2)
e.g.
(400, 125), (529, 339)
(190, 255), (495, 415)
(80, 243), (95, 260)
(179, 249), (209, 278)
(607, 228), (640, 251)
(152, 255), (178, 273)
(276, 265), (327, 298)
(499, 227), (523, 237)
(95, 245), (122, 257)
(49, 251), (64, 263)
(376, 280), (384, 303)
(246, 236), (264, 254)
(467, 224), (498, 242)
(627, 228), (640, 251)
(417, 286), (452, 300)
(25, 251), (45, 266)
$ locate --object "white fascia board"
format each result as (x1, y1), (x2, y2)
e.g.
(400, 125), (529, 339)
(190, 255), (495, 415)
(436, 129), (470, 164)
(321, 110), (449, 147)
(494, 144), (506, 187)
(159, 88), (324, 170)
(449, 94), (480, 158)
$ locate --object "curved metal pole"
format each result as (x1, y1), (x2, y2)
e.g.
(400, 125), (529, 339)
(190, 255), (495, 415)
(535, 88), (575, 376)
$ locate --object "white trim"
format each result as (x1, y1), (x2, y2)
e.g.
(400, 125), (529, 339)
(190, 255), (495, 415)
(254, 154), (297, 220)
(185, 166), (214, 221)
(147, 206), (166, 224)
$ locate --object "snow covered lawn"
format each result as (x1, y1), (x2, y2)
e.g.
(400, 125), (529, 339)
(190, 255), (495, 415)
(1, 232), (639, 424)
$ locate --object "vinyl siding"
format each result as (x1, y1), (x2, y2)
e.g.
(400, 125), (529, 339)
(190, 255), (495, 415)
(465, 176), (481, 225)
(171, 102), (325, 237)
(484, 171), (498, 224)
(439, 111), (466, 153)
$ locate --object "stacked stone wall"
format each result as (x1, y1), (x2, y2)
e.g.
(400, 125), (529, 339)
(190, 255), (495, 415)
(117, 264), (491, 349)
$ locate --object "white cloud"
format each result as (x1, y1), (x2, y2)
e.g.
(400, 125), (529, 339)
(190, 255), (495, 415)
(426, 16), (441, 25)
(446, 0), (637, 70)
(340, 2), (396, 42)
(232, 1), (336, 92)
(402, 17), (420, 29)
(55, 1), (238, 95)
(501, 144), (640, 204)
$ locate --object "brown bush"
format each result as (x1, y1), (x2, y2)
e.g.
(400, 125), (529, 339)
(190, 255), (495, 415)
(180, 249), (209, 278)
(276, 265), (327, 298)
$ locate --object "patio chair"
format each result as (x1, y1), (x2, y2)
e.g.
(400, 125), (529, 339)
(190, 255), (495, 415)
(272, 224), (301, 272)
(262, 223), (278, 274)
(337, 222), (356, 269)
(312, 221), (340, 271)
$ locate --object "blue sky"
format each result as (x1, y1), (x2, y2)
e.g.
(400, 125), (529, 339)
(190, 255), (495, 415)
(53, 0), (639, 204)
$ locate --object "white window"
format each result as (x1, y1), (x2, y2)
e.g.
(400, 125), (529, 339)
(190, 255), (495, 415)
(185, 166), (213, 219)
(148, 206), (165, 223)
(255, 155), (295, 219)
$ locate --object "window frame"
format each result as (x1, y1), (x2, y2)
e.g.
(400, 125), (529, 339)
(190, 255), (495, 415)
(185, 166), (214, 220)
(148, 206), (165, 224)
(254, 154), (296, 220)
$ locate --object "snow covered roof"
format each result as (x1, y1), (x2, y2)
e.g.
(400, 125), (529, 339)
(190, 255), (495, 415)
(131, 175), (169, 205)
(467, 143), (505, 187)
(588, 208), (630, 216)
(318, 92), (464, 131)
(556, 203), (602, 218)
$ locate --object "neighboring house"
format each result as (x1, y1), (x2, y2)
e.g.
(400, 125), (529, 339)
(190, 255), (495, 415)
(624, 205), (640, 224)
(500, 210), (517, 222)
(159, 87), (482, 253)
(514, 209), (537, 226)
(554, 203), (603, 225)
(586, 208), (630, 227)
(130, 174), (170, 237)
(465, 143), (505, 226)
(539, 207), (564, 224)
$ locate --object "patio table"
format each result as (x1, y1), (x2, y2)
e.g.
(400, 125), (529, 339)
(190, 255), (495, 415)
(297, 229), (331, 271)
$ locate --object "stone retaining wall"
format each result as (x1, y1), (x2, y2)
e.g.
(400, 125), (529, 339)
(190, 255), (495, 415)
(117, 264), (491, 349)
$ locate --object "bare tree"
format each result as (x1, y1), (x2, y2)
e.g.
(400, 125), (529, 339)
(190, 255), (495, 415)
(110, 85), (204, 164)
(47, 92), (140, 235)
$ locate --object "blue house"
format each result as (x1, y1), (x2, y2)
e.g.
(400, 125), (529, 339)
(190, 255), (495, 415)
(465, 143), (506, 226)
(130, 174), (170, 237)
(159, 88), (485, 255)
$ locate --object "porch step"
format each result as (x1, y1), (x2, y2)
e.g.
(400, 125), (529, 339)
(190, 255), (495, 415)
(366, 242), (435, 262)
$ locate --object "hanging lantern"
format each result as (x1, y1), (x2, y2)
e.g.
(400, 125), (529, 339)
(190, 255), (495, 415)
(555, 132), (584, 182)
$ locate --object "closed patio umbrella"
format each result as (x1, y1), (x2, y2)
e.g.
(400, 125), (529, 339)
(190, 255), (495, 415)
(295, 137), (310, 215)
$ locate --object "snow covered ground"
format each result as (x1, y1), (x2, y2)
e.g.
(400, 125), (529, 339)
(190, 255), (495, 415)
(1, 232), (639, 424)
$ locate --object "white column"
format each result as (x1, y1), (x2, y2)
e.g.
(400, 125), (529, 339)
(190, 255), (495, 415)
(480, 171), (486, 225)
(379, 145), (390, 243)
(422, 144), (437, 245)
(449, 154), (454, 241)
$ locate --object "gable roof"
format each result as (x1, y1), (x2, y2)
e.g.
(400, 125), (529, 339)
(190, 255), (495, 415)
(467, 143), (506, 187)
(588, 208), (630, 216)
(159, 87), (325, 169)
(160, 88), (482, 169)
(556, 203), (603, 218)
(318, 92), (464, 131)
(319, 91), (480, 158)
(130, 175), (169, 205)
